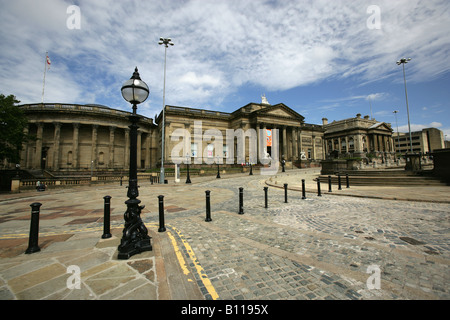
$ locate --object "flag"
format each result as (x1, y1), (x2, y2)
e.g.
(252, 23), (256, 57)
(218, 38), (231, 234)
(46, 54), (51, 69)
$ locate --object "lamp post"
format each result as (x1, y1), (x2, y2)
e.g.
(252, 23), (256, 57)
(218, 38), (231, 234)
(393, 110), (400, 155)
(396, 58), (413, 153)
(118, 67), (152, 259)
(186, 153), (191, 184)
(158, 37), (174, 184)
(216, 155), (221, 179)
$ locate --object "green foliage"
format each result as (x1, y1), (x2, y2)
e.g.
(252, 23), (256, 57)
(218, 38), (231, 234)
(0, 94), (29, 164)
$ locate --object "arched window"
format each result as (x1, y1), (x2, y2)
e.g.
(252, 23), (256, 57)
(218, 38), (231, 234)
(67, 151), (73, 165)
(341, 138), (346, 152)
(348, 137), (354, 151)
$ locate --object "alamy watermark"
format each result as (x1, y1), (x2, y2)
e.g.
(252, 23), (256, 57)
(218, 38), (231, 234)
(366, 264), (381, 290)
(366, 5), (381, 30)
(66, 5), (81, 30)
(170, 121), (280, 175)
(66, 265), (81, 290)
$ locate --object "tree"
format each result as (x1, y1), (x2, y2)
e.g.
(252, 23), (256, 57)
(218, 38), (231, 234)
(0, 94), (29, 165)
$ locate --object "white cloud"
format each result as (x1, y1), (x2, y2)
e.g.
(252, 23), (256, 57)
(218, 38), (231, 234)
(0, 0), (449, 117)
(397, 122), (443, 133)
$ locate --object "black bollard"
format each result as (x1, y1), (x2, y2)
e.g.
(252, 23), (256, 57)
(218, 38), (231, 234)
(249, 163), (253, 175)
(284, 183), (288, 203)
(317, 178), (322, 197)
(120, 177), (122, 186)
(102, 196), (112, 239)
(338, 174), (342, 190)
(158, 195), (166, 232)
(346, 174), (350, 188)
(301, 179), (306, 199)
(238, 187), (244, 214)
(205, 190), (212, 222)
(328, 175), (332, 192)
(263, 187), (268, 208)
(25, 202), (42, 254)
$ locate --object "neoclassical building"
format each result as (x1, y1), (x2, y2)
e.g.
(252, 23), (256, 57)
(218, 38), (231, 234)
(322, 113), (395, 159)
(18, 98), (326, 172)
(156, 98), (325, 167)
(19, 103), (158, 171)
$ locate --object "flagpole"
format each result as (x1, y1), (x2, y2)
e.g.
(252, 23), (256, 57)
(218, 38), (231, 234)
(41, 52), (48, 104)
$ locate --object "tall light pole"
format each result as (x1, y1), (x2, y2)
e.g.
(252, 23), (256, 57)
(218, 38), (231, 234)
(119, 67), (152, 259)
(396, 58), (413, 153)
(158, 37), (174, 184)
(393, 110), (400, 154)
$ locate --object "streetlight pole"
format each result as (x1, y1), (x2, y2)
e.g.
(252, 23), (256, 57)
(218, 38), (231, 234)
(393, 110), (400, 154)
(119, 67), (152, 259)
(396, 58), (413, 153)
(158, 37), (174, 184)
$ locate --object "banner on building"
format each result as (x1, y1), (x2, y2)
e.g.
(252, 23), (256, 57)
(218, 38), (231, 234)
(266, 129), (272, 147)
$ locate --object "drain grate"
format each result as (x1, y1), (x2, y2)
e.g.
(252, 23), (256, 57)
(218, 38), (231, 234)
(399, 236), (425, 245)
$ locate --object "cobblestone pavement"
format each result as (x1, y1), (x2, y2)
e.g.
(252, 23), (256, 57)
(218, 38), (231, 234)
(159, 174), (449, 300)
(0, 169), (449, 300)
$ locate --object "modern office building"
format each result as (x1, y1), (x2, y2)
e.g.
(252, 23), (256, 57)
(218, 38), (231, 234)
(393, 127), (445, 155)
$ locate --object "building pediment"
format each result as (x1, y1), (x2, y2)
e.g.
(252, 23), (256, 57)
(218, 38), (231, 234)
(254, 103), (305, 122)
(368, 122), (393, 133)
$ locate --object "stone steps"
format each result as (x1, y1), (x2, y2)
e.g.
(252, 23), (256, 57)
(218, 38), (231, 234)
(318, 174), (448, 186)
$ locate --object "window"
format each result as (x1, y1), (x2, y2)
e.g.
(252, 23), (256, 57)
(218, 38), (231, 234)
(191, 143), (198, 157)
(348, 137), (354, 151)
(206, 144), (214, 158)
(98, 152), (104, 165)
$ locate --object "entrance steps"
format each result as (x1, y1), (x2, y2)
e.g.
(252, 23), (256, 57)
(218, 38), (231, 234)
(319, 169), (448, 186)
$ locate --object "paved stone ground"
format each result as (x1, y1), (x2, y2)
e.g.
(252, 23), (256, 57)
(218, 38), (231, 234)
(0, 169), (449, 300)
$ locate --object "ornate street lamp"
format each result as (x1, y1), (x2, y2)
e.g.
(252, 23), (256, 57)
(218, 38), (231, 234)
(118, 67), (152, 259)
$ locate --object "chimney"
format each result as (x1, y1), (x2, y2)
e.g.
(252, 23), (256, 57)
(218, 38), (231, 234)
(322, 118), (328, 125)
(356, 113), (361, 119)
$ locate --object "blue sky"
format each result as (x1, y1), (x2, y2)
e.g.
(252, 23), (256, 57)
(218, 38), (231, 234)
(1, 0), (449, 138)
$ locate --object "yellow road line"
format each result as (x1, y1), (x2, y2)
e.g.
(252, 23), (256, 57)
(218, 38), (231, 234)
(167, 224), (219, 300)
(166, 231), (191, 276)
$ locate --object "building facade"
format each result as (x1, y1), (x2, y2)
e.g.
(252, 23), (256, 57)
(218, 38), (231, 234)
(155, 99), (325, 167)
(393, 127), (445, 155)
(17, 99), (325, 172)
(19, 103), (158, 171)
(322, 113), (395, 159)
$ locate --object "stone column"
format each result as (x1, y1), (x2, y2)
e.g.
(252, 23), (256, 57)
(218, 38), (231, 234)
(312, 135), (316, 160)
(298, 129), (303, 157)
(72, 123), (79, 169)
(293, 127), (298, 160)
(145, 133), (151, 169)
(91, 125), (98, 167)
(109, 126), (116, 169)
(345, 136), (349, 153)
(282, 126), (287, 159)
(34, 123), (43, 169)
(53, 122), (61, 170)
(21, 127), (29, 169)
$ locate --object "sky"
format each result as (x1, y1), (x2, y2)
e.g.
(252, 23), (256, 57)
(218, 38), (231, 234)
(1, 0), (449, 139)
